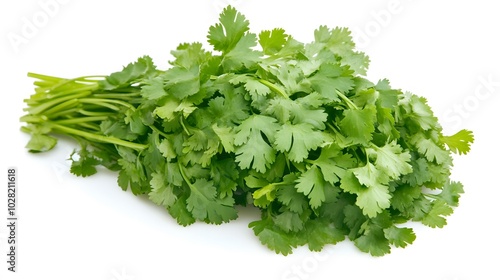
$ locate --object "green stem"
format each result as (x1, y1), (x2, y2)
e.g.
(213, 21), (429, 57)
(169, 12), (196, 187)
(53, 116), (109, 124)
(49, 123), (147, 151)
(336, 90), (358, 110)
(78, 109), (114, 117)
(42, 99), (80, 117)
(177, 161), (195, 189)
(259, 79), (289, 99)
(79, 98), (135, 110)
(25, 91), (92, 115)
(180, 116), (192, 136)
(93, 92), (141, 99)
(150, 125), (171, 138)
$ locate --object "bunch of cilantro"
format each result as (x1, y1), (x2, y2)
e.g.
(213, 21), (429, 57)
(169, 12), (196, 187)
(21, 6), (474, 256)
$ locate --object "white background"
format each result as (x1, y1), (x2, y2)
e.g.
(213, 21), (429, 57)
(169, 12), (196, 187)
(1, 1), (499, 279)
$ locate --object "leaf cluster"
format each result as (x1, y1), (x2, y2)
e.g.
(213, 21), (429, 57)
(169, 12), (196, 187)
(21, 6), (474, 256)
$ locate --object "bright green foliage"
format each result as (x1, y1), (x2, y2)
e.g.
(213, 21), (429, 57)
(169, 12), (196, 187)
(21, 6), (474, 256)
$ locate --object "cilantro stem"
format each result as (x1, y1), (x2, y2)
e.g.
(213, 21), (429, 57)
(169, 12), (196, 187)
(177, 161), (195, 190)
(25, 91), (92, 115)
(259, 79), (289, 99)
(336, 90), (358, 110)
(53, 116), (109, 124)
(49, 123), (147, 151)
(150, 125), (171, 138)
(180, 116), (192, 136)
(79, 98), (136, 110)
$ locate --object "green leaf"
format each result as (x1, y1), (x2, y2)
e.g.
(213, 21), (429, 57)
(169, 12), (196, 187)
(69, 148), (100, 177)
(368, 141), (413, 179)
(383, 226), (416, 248)
(437, 180), (464, 207)
(274, 123), (325, 163)
(170, 42), (211, 69)
(315, 144), (356, 185)
(26, 133), (57, 152)
(308, 63), (354, 101)
(259, 28), (289, 55)
(249, 218), (295, 255)
(149, 172), (177, 207)
(162, 66), (200, 99)
(273, 211), (304, 233)
(208, 5), (250, 53)
(234, 115), (280, 172)
(339, 106), (376, 145)
(186, 179), (238, 224)
(421, 200), (454, 228)
(354, 227), (391, 256)
(222, 33), (261, 71)
(441, 129), (474, 155)
(100, 55), (156, 90)
(355, 182), (392, 218)
(301, 219), (345, 251)
(295, 165), (327, 209)
(410, 133), (451, 164)
(168, 195), (196, 226)
(141, 76), (167, 100)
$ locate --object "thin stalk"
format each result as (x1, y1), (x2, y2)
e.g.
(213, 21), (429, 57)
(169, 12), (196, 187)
(79, 98), (135, 110)
(25, 91), (92, 115)
(178, 161), (195, 190)
(49, 123), (147, 151)
(336, 90), (359, 110)
(53, 116), (109, 124)
(259, 79), (289, 99)
(42, 98), (80, 117)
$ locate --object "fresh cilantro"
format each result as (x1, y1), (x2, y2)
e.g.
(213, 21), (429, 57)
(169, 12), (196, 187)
(21, 5), (474, 256)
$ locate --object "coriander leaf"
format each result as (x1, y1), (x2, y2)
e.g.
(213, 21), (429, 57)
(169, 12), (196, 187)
(273, 211), (304, 233)
(354, 226), (391, 256)
(168, 194), (196, 226)
(186, 178), (238, 224)
(170, 42), (211, 69)
(410, 133), (451, 164)
(222, 33), (261, 71)
(355, 182), (392, 218)
(100, 55), (156, 90)
(339, 170), (364, 194)
(69, 148), (100, 177)
(212, 124), (235, 153)
(339, 106), (376, 146)
(259, 28), (289, 55)
(368, 141), (413, 179)
(441, 129), (474, 155)
(314, 144), (356, 185)
(408, 95), (440, 131)
(421, 199), (453, 228)
(295, 165), (327, 209)
(308, 63), (354, 101)
(208, 5), (250, 53)
(437, 180), (464, 207)
(229, 75), (271, 97)
(274, 123), (325, 163)
(141, 76), (167, 100)
(390, 184), (422, 213)
(401, 156), (431, 186)
(383, 226), (416, 248)
(234, 115), (280, 173)
(276, 180), (309, 214)
(26, 133), (57, 152)
(351, 161), (389, 188)
(163, 66), (200, 99)
(300, 219), (345, 251)
(149, 172), (177, 207)
(249, 218), (295, 255)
